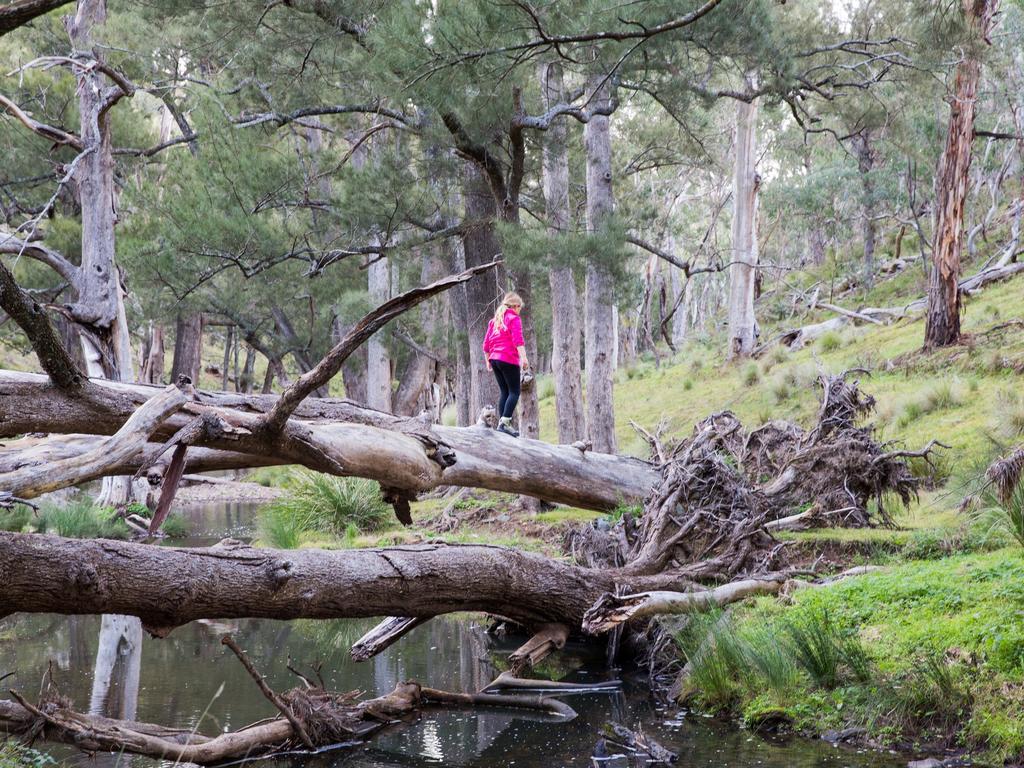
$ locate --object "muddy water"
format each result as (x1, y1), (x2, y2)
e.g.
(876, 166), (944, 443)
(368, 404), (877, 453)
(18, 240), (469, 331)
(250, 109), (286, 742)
(0, 502), (906, 768)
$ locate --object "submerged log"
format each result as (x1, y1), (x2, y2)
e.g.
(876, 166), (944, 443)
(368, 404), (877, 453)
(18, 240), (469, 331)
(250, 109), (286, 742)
(0, 680), (575, 765)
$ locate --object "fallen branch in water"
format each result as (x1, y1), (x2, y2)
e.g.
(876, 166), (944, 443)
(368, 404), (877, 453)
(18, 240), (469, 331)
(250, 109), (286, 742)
(0, 638), (576, 764)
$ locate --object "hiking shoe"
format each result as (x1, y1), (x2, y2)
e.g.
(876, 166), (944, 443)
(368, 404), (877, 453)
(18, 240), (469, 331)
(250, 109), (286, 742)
(497, 421), (520, 437)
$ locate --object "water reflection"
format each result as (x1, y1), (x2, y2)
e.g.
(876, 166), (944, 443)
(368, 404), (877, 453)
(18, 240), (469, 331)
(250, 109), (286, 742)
(0, 612), (906, 768)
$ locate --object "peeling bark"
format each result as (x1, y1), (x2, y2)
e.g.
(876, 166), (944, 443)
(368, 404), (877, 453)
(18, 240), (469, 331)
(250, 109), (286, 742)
(925, 0), (1000, 348)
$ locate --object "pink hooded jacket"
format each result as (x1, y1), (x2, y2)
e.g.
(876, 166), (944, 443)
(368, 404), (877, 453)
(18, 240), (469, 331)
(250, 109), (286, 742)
(483, 308), (524, 366)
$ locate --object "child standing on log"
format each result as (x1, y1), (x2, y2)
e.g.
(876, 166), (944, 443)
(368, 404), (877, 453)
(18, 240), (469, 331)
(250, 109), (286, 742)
(483, 291), (531, 437)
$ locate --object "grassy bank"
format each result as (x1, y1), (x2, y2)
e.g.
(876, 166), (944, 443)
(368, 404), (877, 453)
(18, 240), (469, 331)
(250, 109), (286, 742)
(679, 549), (1024, 763)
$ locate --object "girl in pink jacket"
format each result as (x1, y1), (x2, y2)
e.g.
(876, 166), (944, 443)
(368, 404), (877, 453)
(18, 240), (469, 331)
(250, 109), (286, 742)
(482, 291), (530, 436)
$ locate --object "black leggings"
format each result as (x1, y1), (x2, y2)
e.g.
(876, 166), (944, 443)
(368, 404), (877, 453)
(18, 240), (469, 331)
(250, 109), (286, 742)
(491, 360), (521, 419)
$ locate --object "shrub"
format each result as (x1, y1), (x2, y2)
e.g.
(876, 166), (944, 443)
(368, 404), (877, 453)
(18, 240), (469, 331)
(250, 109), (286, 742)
(0, 742), (55, 768)
(742, 363), (760, 387)
(818, 331), (842, 353)
(683, 378), (694, 391)
(264, 471), (391, 539)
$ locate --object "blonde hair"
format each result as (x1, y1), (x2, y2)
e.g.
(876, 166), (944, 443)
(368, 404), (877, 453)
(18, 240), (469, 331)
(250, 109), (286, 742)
(492, 291), (523, 331)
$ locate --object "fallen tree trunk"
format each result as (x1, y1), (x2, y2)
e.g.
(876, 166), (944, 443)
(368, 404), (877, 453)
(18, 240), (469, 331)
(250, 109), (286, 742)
(0, 384), (185, 498)
(0, 371), (658, 512)
(0, 532), (680, 634)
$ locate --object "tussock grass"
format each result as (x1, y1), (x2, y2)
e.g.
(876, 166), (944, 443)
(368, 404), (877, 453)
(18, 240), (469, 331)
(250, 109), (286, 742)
(896, 381), (964, 428)
(0, 505), (32, 532)
(783, 608), (871, 687)
(993, 389), (1024, 438)
(34, 498), (129, 539)
(257, 471), (392, 549)
(970, 483), (1024, 549)
(818, 330), (842, 353)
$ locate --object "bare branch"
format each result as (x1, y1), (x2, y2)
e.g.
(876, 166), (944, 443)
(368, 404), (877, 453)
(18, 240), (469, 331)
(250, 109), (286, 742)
(0, 257), (85, 391)
(0, 93), (83, 149)
(258, 259), (503, 434)
(0, 0), (74, 37)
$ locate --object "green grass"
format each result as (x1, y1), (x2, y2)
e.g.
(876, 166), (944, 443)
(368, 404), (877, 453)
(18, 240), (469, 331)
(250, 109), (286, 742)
(256, 471), (393, 548)
(0, 505), (32, 532)
(33, 498), (130, 539)
(718, 549), (1024, 761)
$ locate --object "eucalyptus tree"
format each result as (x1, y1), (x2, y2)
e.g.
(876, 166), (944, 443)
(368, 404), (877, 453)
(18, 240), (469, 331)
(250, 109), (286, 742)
(925, 0), (1001, 348)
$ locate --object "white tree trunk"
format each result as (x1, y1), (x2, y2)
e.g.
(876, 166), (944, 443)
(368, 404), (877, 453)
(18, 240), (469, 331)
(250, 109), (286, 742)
(68, 0), (137, 506)
(584, 67), (617, 453)
(727, 84), (760, 359)
(538, 60), (585, 443)
(366, 255), (392, 412)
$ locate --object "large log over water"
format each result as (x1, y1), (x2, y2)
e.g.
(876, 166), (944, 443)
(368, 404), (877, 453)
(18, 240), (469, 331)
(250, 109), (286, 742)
(0, 371), (659, 511)
(0, 533), (684, 634)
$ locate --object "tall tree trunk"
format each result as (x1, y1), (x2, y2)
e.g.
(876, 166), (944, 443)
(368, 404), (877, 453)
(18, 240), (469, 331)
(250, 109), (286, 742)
(538, 60), (585, 444)
(67, 0), (137, 506)
(170, 312), (203, 384)
(394, 250), (445, 417)
(727, 84), (760, 359)
(366, 255), (393, 412)
(851, 130), (877, 287)
(924, 0), (1000, 348)
(239, 344), (256, 394)
(583, 67), (617, 454)
(461, 165), (503, 417)
(449, 235), (473, 426)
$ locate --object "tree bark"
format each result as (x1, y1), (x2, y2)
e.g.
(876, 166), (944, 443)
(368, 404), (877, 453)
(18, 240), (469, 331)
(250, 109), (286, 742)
(170, 312), (203, 384)
(449, 236), (473, 426)
(851, 130), (877, 287)
(0, 533), (667, 633)
(583, 66), (618, 454)
(0, 0), (74, 36)
(924, 0), (1000, 348)
(538, 60), (585, 444)
(727, 78), (760, 359)
(461, 165), (503, 417)
(139, 323), (165, 385)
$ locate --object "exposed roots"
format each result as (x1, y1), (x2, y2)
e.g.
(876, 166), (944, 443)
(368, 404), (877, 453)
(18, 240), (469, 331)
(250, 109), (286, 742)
(566, 370), (934, 593)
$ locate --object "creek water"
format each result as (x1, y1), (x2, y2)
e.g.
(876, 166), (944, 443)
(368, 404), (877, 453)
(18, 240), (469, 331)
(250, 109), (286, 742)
(1, 501), (906, 768)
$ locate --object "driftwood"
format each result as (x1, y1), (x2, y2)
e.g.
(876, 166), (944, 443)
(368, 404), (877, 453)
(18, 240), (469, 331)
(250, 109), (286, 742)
(350, 616), (431, 662)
